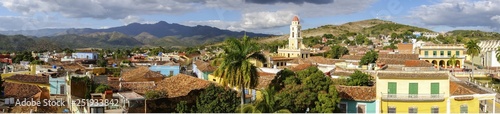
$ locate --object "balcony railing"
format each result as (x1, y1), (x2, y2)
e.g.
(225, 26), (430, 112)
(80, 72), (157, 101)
(381, 93), (445, 102)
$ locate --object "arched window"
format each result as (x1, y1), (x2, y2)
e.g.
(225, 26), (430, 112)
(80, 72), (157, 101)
(292, 32), (294, 37)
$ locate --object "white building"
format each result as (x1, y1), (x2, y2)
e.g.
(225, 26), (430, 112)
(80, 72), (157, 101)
(277, 16), (311, 58)
(473, 40), (500, 68)
(422, 32), (440, 38)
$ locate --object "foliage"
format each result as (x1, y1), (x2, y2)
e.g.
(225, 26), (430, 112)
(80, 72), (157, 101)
(194, 84), (240, 113)
(30, 60), (45, 65)
(383, 44), (398, 50)
(237, 87), (291, 113)
(359, 50), (378, 66)
(94, 84), (110, 93)
(325, 45), (349, 59)
(96, 52), (108, 67)
(212, 35), (266, 105)
(145, 90), (167, 100)
(175, 101), (191, 113)
(12, 51), (35, 64)
(274, 67), (340, 113)
(270, 69), (295, 91)
(346, 70), (372, 86)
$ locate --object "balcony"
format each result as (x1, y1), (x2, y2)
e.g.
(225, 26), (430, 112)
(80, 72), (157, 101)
(381, 93), (445, 102)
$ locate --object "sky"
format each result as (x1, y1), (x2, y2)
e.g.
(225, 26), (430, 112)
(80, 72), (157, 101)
(0, 0), (499, 35)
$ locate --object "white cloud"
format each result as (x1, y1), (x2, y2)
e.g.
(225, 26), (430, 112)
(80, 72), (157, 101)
(409, 0), (500, 30)
(0, 0), (376, 31)
(184, 11), (295, 31)
(0, 16), (79, 30)
(120, 15), (144, 25)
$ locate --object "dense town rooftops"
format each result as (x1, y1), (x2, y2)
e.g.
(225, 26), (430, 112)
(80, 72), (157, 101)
(335, 85), (376, 101)
(5, 74), (49, 84)
(155, 74), (211, 98)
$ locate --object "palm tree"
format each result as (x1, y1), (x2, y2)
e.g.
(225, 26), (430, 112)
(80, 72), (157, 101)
(449, 54), (457, 76)
(465, 40), (481, 80)
(238, 87), (291, 113)
(212, 35), (266, 106)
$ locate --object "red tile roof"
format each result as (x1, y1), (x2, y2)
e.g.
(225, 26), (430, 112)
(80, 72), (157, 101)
(378, 54), (419, 60)
(120, 81), (156, 94)
(303, 56), (336, 64)
(121, 67), (165, 82)
(3, 82), (42, 99)
(340, 55), (364, 60)
(155, 74), (211, 98)
(194, 60), (217, 72)
(377, 58), (407, 65)
(5, 74), (49, 84)
(335, 85), (376, 101)
(256, 72), (276, 89)
(404, 60), (434, 67)
(450, 81), (490, 95)
(289, 63), (316, 72)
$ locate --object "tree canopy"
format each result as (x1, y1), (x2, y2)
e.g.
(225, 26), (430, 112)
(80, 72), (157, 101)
(346, 70), (372, 86)
(359, 50), (379, 66)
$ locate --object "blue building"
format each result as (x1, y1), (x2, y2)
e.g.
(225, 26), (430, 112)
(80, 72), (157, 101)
(72, 52), (98, 60)
(336, 85), (377, 113)
(149, 65), (180, 76)
(49, 76), (67, 95)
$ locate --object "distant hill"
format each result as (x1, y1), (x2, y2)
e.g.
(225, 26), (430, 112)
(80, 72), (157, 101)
(446, 30), (500, 40)
(255, 19), (435, 43)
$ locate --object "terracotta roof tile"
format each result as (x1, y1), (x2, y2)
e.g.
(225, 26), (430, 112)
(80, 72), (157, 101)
(256, 72), (276, 89)
(194, 60), (217, 72)
(5, 74), (49, 84)
(120, 81), (156, 94)
(404, 60), (434, 67)
(303, 56), (336, 64)
(289, 63), (316, 72)
(155, 73), (211, 98)
(335, 85), (376, 101)
(377, 58), (407, 65)
(377, 71), (449, 79)
(378, 54), (419, 60)
(450, 81), (490, 95)
(3, 82), (42, 99)
(121, 67), (165, 82)
(340, 55), (364, 60)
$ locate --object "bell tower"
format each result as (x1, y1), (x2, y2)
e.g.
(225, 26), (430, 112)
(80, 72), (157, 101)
(288, 16), (302, 49)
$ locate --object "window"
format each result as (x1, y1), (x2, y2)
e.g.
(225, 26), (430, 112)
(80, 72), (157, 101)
(456, 51), (460, 56)
(60, 84), (65, 94)
(448, 51), (451, 56)
(408, 107), (417, 114)
(431, 83), (439, 97)
(440, 51), (444, 56)
(425, 51), (428, 56)
(388, 82), (397, 98)
(212, 79), (216, 81)
(292, 32), (294, 37)
(460, 105), (468, 113)
(388, 107), (396, 113)
(338, 103), (347, 113)
(433, 51), (437, 56)
(409, 83), (418, 98)
(431, 106), (439, 113)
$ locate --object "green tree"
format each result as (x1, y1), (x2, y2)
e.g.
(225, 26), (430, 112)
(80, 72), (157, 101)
(448, 54), (457, 76)
(275, 67), (340, 113)
(270, 69), (295, 91)
(144, 90), (167, 99)
(326, 45), (349, 59)
(238, 87), (291, 113)
(94, 84), (110, 93)
(465, 40), (481, 79)
(359, 50), (379, 66)
(195, 84), (240, 113)
(212, 35), (266, 106)
(175, 101), (191, 113)
(346, 70), (372, 86)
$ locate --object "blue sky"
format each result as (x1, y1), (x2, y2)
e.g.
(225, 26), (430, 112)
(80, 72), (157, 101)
(0, 0), (499, 35)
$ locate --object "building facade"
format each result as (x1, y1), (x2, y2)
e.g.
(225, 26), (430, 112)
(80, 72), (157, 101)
(277, 16), (311, 58)
(472, 40), (500, 68)
(418, 44), (466, 69)
(72, 52), (98, 60)
(376, 71), (450, 113)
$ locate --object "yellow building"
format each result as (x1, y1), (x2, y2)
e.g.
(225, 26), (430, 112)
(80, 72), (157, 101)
(376, 71), (450, 113)
(376, 71), (497, 113)
(418, 44), (466, 68)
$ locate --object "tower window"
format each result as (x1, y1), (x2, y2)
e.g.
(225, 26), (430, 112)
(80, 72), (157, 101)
(292, 32), (294, 37)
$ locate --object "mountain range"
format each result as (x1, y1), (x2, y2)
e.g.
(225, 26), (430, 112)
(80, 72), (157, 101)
(0, 21), (271, 51)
